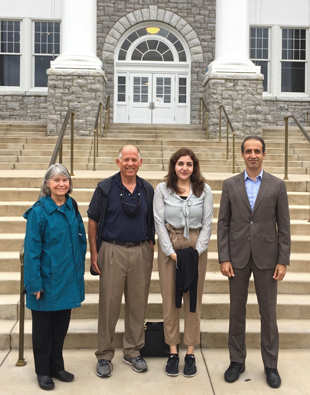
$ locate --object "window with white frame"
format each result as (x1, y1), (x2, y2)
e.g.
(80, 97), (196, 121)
(281, 28), (306, 93)
(0, 20), (20, 86)
(178, 78), (187, 103)
(118, 27), (186, 62)
(250, 27), (269, 92)
(34, 21), (60, 87)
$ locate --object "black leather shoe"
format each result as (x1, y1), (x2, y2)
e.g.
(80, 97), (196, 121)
(265, 367), (281, 388)
(224, 361), (245, 383)
(51, 370), (74, 382)
(37, 375), (54, 390)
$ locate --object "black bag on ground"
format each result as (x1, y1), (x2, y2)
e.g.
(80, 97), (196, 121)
(140, 322), (170, 357)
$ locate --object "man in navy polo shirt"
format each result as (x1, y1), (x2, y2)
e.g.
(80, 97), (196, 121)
(87, 145), (155, 378)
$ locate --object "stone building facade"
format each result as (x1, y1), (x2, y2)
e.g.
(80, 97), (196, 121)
(97, 1), (216, 124)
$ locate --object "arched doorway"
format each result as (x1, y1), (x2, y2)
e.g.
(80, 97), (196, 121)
(114, 22), (191, 124)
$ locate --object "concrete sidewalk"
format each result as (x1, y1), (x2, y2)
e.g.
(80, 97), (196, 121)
(0, 348), (309, 395)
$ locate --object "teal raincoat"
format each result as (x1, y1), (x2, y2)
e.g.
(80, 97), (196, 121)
(23, 195), (86, 311)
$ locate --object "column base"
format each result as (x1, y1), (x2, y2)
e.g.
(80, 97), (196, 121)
(202, 72), (264, 138)
(47, 68), (106, 136)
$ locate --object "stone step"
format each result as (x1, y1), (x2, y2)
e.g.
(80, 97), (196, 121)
(1, 201), (309, 221)
(0, 175), (308, 193)
(2, 271), (310, 295)
(1, 293), (310, 322)
(6, 318), (310, 350)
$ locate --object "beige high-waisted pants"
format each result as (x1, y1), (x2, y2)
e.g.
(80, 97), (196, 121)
(158, 225), (207, 347)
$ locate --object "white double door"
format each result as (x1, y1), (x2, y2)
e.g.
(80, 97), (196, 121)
(130, 73), (175, 124)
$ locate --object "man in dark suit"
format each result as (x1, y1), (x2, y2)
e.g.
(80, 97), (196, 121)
(217, 136), (291, 389)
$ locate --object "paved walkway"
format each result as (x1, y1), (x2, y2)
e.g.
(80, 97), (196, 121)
(1, 348), (309, 394)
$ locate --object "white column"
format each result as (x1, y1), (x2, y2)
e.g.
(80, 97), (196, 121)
(51, 0), (102, 69)
(209, 0), (260, 74)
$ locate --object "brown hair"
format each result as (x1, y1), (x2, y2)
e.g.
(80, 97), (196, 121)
(165, 148), (206, 197)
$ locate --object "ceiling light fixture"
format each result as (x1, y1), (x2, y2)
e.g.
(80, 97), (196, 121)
(146, 27), (160, 34)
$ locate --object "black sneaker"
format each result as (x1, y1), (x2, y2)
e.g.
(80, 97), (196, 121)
(165, 354), (179, 377)
(183, 354), (197, 377)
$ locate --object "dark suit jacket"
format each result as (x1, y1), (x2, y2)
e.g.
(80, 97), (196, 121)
(217, 171), (291, 270)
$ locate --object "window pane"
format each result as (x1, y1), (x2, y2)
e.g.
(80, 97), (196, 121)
(163, 51), (173, 61)
(179, 95), (186, 103)
(118, 94), (125, 102)
(35, 55), (53, 87)
(121, 39), (131, 51)
(147, 40), (158, 50)
(118, 85), (125, 93)
(178, 51), (187, 62)
(143, 50), (162, 61)
(137, 41), (148, 53)
(132, 49), (142, 61)
(118, 76), (125, 84)
(0, 54), (20, 86)
(118, 49), (126, 60)
(253, 60), (268, 92)
(281, 62), (305, 92)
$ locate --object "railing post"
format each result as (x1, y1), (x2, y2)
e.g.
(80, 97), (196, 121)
(59, 143), (63, 164)
(226, 121), (229, 160)
(105, 110), (108, 139)
(202, 105), (206, 131)
(93, 128), (96, 171)
(232, 133), (236, 173)
(70, 112), (75, 176)
(199, 98), (202, 125)
(284, 117), (289, 180)
(16, 248), (26, 367)
(219, 106), (222, 142)
(100, 102), (102, 139)
(206, 112), (209, 140)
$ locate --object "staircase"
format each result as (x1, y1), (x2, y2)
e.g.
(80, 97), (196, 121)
(0, 122), (310, 354)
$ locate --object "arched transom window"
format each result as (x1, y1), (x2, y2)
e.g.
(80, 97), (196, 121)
(118, 26), (187, 62)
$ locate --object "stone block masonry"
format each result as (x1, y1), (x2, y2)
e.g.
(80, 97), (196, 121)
(262, 98), (310, 127)
(0, 93), (48, 121)
(202, 72), (264, 138)
(47, 69), (106, 136)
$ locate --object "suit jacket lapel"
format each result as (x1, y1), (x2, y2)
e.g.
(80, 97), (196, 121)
(234, 172), (252, 213)
(252, 171), (271, 215)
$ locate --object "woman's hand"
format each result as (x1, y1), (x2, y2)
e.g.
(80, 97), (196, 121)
(170, 253), (177, 261)
(33, 291), (41, 300)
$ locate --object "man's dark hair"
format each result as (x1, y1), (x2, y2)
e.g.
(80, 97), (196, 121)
(241, 136), (266, 154)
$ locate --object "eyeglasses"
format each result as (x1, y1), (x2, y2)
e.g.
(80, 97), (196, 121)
(120, 186), (141, 217)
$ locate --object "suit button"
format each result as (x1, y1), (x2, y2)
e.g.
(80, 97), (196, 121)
(250, 221), (253, 224)
(248, 237), (251, 240)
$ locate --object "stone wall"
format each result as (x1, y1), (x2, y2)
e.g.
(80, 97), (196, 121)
(97, 0), (216, 124)
(47, 69), (106, 136)
(262, 98), (310, 127)
(0, 93), (47, 121)
(202, 72), (264, 138)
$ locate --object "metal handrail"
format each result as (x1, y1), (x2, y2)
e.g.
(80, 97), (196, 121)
(283, 113), (310, 222)
(104, 95), (111, 139)
(16, 109), (75, 367)
(219, 104), (236, 173)
(93, 102), (103, 171)
(199, 97), (209, 139)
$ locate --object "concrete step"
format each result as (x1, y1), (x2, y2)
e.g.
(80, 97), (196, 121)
(2, 293), (310, 322)
(2, 271), (310, 296)
(7, 318), (310, 350)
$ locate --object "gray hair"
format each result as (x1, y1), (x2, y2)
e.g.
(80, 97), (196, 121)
(118, 145), (141, 160)
(41, 164), (73, 197)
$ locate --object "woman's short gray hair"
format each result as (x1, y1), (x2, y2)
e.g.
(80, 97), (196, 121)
(41, 164), (73, 197)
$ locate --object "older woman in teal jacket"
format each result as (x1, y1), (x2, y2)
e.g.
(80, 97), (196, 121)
(23, 164), (86, 391)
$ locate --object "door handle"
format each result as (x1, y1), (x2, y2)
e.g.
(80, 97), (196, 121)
(149, 102), (155, 109)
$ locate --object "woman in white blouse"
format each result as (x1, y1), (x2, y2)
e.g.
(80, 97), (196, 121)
(153, 148), (213, 378)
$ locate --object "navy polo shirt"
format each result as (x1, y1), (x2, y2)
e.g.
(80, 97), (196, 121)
(102, 173), (148, 243)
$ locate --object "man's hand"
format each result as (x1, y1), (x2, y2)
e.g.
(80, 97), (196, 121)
(170, 252), (177, 262)
(273, 264), (287, 281)
(220, 261), (235, 277)
(149, 240), (154, 251)
(91, 251), (101, 275)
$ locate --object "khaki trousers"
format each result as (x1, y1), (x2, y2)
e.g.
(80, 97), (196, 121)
(158, 226), (207, 347)
(95, 241), (153, 361)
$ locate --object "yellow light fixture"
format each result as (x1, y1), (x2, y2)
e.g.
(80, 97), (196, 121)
(146, 27), (160, 34)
